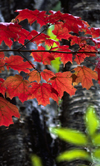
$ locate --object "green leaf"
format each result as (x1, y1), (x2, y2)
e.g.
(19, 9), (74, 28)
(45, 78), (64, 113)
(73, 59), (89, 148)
(92, 134), (100, 146)
(57, 149), (91, 162)
(85, 106), (99, 136)
(92, 148), (100, 162)
(31, 155), (42, 166)
(50, 127), (88, 145)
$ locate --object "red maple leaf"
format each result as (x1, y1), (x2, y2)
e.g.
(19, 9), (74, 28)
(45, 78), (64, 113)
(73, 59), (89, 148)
(74, 66), (98, 89)
(28, 82), (58, 106)
(51, 46), (72, 65)
(52, 22), (71, 40)
(0, 97), (20, 126)
(49, 71), (76, 98)
(0, 23), (29, 47)
(15, 9), (47, 27)
(3, 75), (31, 102)
(41, 69), (55, 82)
(5, 55), (33, 73)
(31, 46), (54, 65)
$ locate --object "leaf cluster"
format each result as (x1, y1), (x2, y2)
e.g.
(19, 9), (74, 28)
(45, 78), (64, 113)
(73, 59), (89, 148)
(0, 9), (100, 126)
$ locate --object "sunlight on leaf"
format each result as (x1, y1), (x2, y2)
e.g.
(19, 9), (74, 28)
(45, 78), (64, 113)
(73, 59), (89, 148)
(50, 127), (88, 145)
(57, 149), (90, 162)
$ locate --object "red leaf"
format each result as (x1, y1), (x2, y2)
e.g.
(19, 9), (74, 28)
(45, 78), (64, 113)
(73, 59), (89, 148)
(0, 22), (29, 47)
(0, 97), (20, 126)
(52, 22), (71, 40)
(5, 55), (33, 73)
(74, 66), (98, 89)
(49, 71), (76, 97)
(31, 46), (54, 65)
(51, 46), (72, 65)
(16, 9), (47, 27)
(28, 83), (58, 106)
(3, 75), (31, 102)
(41, 69), (55, 81)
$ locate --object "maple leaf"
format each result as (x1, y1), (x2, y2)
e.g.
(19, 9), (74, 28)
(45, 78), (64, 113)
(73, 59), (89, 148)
(3, 75), (31, 102)
(74, 66), (98, 89)
(41, 69), (55, 81)
(28, 70), (41, 83)
(51, 46), (72, 65)
(28, 82), (58, 106)
(52, 22), (71, 40)
(0, 23), (29, 47)
(5, 55), (33, 73)
(0, 97), (20, 126)
(49, 71), (76, 98)
(31, 46), (54, 65)
(15, 9), (47, 27)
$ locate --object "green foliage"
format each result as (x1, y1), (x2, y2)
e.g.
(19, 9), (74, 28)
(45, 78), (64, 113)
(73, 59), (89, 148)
(51, 106), (100, 165)
(31, 155), (42, 166)
(57, 149), (91, 162)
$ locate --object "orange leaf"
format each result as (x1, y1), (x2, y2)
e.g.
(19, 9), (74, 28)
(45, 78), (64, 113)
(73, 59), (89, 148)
(74, 66), (98, 89)
(49, 71), (76, 98)
(5, 55), (33, 73)
(0, 97), (20, 126)
(3, 75), (31, 102)
(28, 70), (41, 83)
(28, 83), (58, 106)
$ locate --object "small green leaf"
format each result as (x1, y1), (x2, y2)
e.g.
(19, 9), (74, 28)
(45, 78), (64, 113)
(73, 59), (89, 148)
(85, 106), (99, 136)
(92, 148), (100, 160)
(31, 155), (42, 166)
(50, 127), (88, 145)
(57, 149), (91, 162)
(93, 134), (100, 146)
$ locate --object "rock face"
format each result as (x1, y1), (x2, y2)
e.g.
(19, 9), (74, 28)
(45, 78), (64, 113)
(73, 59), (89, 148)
(59, 0), (100, 166)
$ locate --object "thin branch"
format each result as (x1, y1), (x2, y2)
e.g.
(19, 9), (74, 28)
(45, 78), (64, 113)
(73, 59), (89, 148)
(1, 49), (100, 54)
(18, 51), (36, 69)
(18, 25), (50, 50)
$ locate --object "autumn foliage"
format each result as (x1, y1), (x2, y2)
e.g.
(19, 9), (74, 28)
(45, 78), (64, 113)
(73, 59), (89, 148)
(0, 9), (100, 126)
